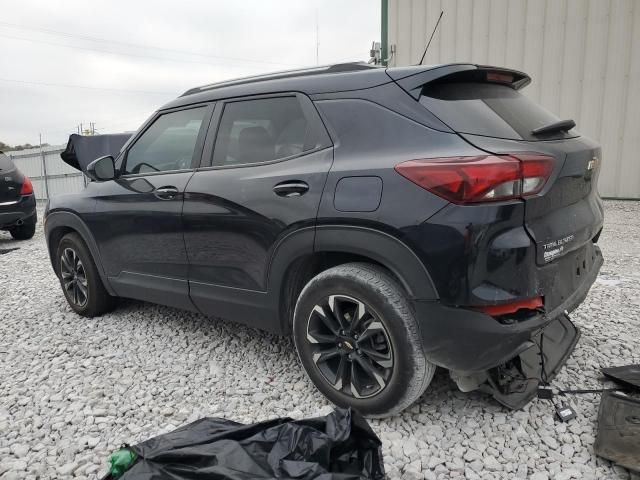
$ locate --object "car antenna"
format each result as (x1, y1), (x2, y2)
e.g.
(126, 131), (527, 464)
(417, 11), (444, 65)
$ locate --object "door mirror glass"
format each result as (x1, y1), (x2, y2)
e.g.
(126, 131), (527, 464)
(87, 155), (116, 181)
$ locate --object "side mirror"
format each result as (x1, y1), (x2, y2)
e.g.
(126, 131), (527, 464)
(86, 156), (116, 181)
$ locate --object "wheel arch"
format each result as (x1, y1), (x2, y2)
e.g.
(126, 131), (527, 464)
(268, 225), (439, 334)
(314, 225), (438, 300)
(45, 211), (116, 296)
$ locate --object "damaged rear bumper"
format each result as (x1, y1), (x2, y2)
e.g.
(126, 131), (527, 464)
(414, 244), (603, 408)
(481, 313), (580, 409)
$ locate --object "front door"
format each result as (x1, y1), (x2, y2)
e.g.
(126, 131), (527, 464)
(182, 94), (333, 327)
(86, 104), (212, 310)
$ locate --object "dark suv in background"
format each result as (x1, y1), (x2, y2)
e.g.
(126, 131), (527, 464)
(45, 63), (603, 416)
(0, 152), (37, 240)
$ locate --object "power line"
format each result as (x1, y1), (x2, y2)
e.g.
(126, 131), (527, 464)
(0, 77), (175, 95)
(0, 32), (284, 70)
(0, 21), (302, 68)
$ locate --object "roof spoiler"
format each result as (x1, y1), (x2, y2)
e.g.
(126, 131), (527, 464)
(386, 64), (531, 100)
(60, 133), (132, 172)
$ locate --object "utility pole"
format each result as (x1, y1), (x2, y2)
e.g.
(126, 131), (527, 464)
(39, 133), (49, 200)
(381, 0), (388, 66)
(315, 8), (319, 65)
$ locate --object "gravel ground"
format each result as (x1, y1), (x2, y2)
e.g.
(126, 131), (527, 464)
(1, 200), (639, 480)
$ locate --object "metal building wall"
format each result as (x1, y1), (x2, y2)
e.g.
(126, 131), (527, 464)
(6, 145), (87, 200)
(387, 0), (640, 198)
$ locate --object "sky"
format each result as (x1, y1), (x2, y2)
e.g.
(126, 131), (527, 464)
(0, 1), (380, 146)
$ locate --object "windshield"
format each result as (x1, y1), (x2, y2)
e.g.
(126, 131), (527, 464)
(0, 153), (15, 172)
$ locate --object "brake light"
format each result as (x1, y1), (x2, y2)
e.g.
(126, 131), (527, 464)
(394, 154), (553, 204)
(486, 71), (514, 84)
(20, 176), (34, 195)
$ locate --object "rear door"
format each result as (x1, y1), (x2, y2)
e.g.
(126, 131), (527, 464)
(182, 93), (333, 326)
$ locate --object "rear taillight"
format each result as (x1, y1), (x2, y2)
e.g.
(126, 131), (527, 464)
(394, 154), (554, 204)
(20, 176), (34, 195)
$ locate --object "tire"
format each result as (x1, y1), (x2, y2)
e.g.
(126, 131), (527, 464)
(293, 262), (436, 417)
(9, 223), (35, 240)
(55, 232), (117, 317)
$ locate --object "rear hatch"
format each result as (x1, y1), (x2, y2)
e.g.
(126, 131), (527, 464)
(391, 65), (604, 267)
(0, 153), (22, 204)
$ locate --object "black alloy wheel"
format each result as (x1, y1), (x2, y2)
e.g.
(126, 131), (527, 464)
(60, 247), (89, 307)
(305, 294), (394, 399)
(293, 263), (436, 417)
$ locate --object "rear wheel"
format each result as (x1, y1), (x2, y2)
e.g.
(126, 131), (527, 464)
(293, 263), (435, 417)
(9, 223), (35, 240)
(56, 233), (117, 317)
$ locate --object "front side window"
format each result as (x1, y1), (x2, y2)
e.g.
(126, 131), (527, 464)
(124, 107), (208, 175)
(212, 97), (311, 167)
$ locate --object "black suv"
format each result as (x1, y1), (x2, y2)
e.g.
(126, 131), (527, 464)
(0, 152), (37, 239)
(45, 63), (604, 416)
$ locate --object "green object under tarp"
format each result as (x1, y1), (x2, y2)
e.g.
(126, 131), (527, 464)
(107, 448), (137, 478)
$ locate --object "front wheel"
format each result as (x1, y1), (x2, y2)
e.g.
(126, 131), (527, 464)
(56, 233), (117, 317)
(293, 263), (435, 417)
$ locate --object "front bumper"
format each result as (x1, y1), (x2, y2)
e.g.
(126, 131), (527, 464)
(0, 195), (37, 229)
(413, 244), (602, 373)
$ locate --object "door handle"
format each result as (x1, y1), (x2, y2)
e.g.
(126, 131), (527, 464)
(273, 181), (309, 197)
(154, 186), (179, 200)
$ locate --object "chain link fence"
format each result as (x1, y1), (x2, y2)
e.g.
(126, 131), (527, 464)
(5, 145), (87, 201)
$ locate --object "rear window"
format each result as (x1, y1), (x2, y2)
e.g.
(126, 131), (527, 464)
(0, 153), (15, 172)
(420, 82), (569, 141)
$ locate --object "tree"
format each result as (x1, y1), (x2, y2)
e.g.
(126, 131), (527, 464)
(0, 141), (49, 152)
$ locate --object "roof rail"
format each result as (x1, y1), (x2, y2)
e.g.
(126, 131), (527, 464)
(181, 62), (377, 97)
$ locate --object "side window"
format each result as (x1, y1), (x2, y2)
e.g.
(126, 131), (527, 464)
(124, 107), (208, 175)
(212, 96), (318, 167)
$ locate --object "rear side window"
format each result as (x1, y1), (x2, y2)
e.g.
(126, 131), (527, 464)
(420, 82), (565, 141)
(0, 153), (15, 171)
(212, 96), (322, 167)
(124, 107), (208, 175)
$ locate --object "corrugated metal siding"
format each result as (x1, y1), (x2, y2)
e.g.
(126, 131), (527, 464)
(5, 145), (87, 200)
(388, 0), (640, 198)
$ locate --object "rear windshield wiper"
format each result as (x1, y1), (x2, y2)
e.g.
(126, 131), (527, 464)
(532, 119), (576, 136)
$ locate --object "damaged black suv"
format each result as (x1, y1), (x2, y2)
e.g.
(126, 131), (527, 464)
(45, 63), (604, 416)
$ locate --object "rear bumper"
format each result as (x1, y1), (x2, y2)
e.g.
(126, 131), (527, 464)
(414, 244), (602, 372)
(0, 195), (37, 228)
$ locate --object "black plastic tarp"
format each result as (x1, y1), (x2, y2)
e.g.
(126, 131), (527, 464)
(114, 408), (385, 480)
(60, 133), (131, 172)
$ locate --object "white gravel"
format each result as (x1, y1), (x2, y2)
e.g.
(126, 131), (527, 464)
(1, 200), (639, 479)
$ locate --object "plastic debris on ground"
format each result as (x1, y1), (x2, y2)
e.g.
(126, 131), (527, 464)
(101, 408), (385, 479)
(594, 392), (640, 473)
(602, 364), (640, 391)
